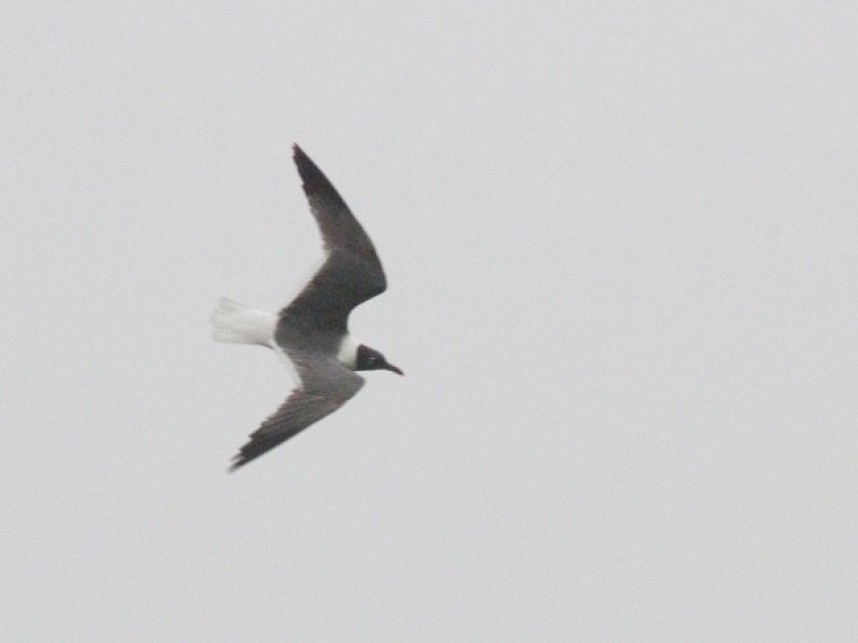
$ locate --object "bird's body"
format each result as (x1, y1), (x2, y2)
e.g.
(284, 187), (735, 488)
(211, 145), (402, 471)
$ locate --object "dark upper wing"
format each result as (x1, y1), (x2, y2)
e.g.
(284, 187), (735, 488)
(230, 358), (364, 471)
(280, 146), (387, 331)
(292, 145), (381, 261)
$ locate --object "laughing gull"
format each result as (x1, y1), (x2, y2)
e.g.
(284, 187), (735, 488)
(211, 145), (402, 470)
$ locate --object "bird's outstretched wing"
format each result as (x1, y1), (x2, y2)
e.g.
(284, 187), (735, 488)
(279, 145), (387, 332)
(230, 357), (364, 471)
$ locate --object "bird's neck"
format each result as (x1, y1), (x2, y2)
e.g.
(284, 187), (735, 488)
(337, 334), (361, 370)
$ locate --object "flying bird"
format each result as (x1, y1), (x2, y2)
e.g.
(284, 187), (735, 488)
(211, 145), (403, 470)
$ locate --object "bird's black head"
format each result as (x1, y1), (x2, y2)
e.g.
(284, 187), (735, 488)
(356, 344), (403, 375)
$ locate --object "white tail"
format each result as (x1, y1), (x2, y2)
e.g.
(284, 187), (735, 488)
(210, 297), (278, 346)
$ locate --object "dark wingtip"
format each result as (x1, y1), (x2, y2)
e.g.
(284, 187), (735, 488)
(291, 144), (330, 196)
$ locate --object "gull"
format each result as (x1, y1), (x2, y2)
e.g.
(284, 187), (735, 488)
(211, 145), (402, 470)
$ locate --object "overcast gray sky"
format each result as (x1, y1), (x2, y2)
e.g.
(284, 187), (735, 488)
(2, 2), (857, 641)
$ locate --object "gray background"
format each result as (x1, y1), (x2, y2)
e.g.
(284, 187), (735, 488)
(2, 2), (856, 641)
